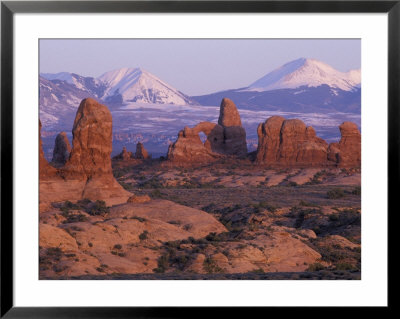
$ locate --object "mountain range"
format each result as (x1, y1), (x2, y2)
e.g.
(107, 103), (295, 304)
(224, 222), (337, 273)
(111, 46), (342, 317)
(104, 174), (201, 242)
(39, 58), (361, 158)
(40, 58), (361, 123)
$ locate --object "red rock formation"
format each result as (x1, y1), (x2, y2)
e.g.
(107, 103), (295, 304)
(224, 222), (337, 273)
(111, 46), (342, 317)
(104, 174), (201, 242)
(328, 122), (361, 167)
(218, 98), (242, 127)
(256, 116), (328, 166)
(113, 146), (133, 161)
(39, 120), (57, 178)
(135, 142), (149, 159)
(40, 98), (131, 207)
(167, 98), (247, 163)
(51, 132), (71, 166)
(63, 98), (113, 178)
(167, 123), (221, 163)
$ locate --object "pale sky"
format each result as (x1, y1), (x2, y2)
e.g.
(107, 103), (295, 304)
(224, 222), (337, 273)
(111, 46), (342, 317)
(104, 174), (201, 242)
(40, 39), (361, 96)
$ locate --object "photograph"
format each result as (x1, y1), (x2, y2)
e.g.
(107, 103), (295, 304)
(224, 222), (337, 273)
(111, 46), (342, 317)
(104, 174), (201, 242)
(38, 39), (362, 280)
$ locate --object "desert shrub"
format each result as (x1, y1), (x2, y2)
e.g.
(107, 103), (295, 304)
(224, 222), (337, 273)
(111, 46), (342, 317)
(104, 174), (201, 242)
(307, 262), (325, 271)
(288, 181), (298, 187)
(62, 212), (88, 224)
(250, 268), (265, 274)
(119, 181), (134, 191)
(183, 223), (193, 231)
(329, 214), (339, 221)
(153, 254), (169, 273)
(299, 200), (319, 207)
(203, 257), (224, 274)
(307, 172), (323, 185)
(139, 176), (163, 189)
(352, 186), (361, 196)
(139, 230), (149, 240)
(113, 244), (122, 250)
(167, 220), (181, 225)
(131, 216), (147, 222)
(86, 200), (110, 216)
(150, 189), (163, 198)
(335, 263), (357, 271)
(327, 188), (346, 199)
(252, 201), (278, 213)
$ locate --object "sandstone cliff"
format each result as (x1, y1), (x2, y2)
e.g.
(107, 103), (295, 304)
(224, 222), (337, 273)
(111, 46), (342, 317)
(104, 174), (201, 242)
(255, 116), (328, 166)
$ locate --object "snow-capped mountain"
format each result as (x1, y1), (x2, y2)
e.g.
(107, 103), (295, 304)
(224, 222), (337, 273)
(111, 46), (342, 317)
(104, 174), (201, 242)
(247, 58), (360, 92)
(41, 72), (107, 97)
(98, 68), (196, 105)
(193, 58), (361, 114)
(39, 68), (198, 129)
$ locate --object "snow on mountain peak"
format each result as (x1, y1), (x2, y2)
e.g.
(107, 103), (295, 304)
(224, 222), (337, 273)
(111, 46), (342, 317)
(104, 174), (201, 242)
(248, 58), (361, 92)
(97, 67), (195, 105)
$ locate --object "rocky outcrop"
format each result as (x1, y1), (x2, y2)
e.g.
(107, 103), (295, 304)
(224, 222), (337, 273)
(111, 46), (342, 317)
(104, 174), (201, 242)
(63, 98), (113, 178)
(135, 142), (149, 159)
(328, 122), (361, 167)
(167, 98), (247, 163)
(218, 97), (242, 127)
(167, 122), (223, 163)
(40, 98), (131, 207)
(113, 146), (133, 161)
(51, 132), (71, 166)
(256, 116), (328, 166)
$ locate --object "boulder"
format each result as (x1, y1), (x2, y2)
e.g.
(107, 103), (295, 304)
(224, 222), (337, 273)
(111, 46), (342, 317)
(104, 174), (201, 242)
(127, 194), (151, 203)
(51, 132), (71, 166)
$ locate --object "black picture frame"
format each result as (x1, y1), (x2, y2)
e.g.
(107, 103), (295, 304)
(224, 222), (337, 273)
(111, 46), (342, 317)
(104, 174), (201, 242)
(0, 0), (395, 317)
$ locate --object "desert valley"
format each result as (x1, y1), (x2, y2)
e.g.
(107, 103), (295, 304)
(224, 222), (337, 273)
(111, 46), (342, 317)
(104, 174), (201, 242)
(39, 95), (361, 280)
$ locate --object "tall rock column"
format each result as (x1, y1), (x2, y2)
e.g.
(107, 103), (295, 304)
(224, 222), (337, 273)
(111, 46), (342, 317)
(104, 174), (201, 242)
(328, 122), (361, 167)
(51, 132), (71, 166)
(64, 98), (113, 178)
(218, 98), (248, 157)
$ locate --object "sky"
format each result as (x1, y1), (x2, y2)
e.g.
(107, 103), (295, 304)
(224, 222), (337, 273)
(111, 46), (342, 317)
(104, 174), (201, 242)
(40, 39), (361, 96)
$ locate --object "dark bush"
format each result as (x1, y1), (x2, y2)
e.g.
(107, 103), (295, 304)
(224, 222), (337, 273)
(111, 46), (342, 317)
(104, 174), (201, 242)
(139, 230), (149, 240)
(327, 188), (346, 199)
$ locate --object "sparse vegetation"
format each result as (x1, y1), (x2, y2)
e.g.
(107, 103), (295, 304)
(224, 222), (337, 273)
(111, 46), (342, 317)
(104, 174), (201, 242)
(327, 188), (346, 199)
(139, 230), (149, 240)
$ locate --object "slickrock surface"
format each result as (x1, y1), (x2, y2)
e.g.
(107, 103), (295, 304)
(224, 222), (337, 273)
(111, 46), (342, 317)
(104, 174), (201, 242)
(167, 98), (247, 163)
(39, 199), (228, 277)
(135, 142), (149, 159)
(51, 132), (71, 166)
